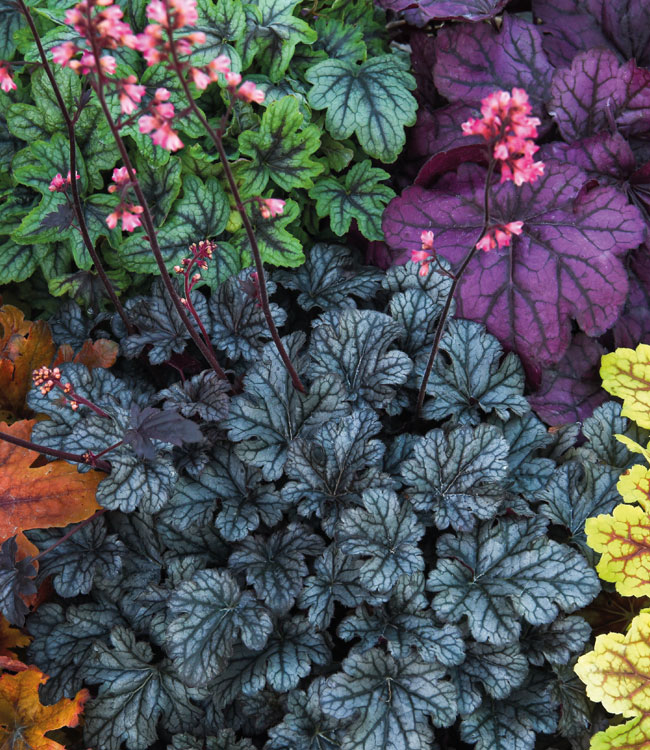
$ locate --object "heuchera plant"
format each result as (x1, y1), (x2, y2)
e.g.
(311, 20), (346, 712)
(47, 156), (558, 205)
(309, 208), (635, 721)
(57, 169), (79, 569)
(379, 0), (650, 425)
(576, 343), (650, 750)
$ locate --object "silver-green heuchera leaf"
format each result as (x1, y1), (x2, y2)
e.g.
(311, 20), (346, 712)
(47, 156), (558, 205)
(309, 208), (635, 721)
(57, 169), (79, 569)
(284, 409), (388, 535)
(229, 522), (324, 613)
(274, 244), (383, 312)
(84, 627), (205, 750)
(166, 569), (273, 686)
(336, 488), (424, 594)
(400, 424), (509, 531)
(427, 516), (600, 645)
(420, 319), (529, 425)
(320, 649), (457, 750)
(309, 310), (412, 413)
(226, 332), (350, 480)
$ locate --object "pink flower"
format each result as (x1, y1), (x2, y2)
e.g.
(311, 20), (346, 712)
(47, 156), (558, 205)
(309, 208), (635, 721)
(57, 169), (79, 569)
(52, 42), (77, 67)
(462, 88), (544, 186)
(106, 203), (144, 231)
(260, 198), (285, 219)
(237, 80), (265, 104)
(191, 67), (211, 90)
(0, 65), (16, 93)
(208, 55), (230, 80)
(48, 171), (81, 192)
(108, 166), (133, 192)
(476, 221), (524, 252)
(411, 230), (435, 276)
(119, 75), (146, 114)
(138, 88), (183, 151)
(225, 71), (241, 88)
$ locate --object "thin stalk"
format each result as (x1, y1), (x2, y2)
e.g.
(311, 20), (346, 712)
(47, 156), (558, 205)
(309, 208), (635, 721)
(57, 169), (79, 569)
(416, 159), (496, 416)
(34, 509), (107, 561)
(84, 21), (227, 381)
(17, 0), (134, 335)
(165, 24), (305, 392)
(0, 430), (111, 472)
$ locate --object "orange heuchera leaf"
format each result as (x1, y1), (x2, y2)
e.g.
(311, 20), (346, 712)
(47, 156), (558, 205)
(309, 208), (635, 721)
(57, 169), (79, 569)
(53, 339), (119, 371)
(0, 667), (89, 750)
(0, 306), (55, 422)
(0, 420), (102, 541)
(0, 615), (31, 672)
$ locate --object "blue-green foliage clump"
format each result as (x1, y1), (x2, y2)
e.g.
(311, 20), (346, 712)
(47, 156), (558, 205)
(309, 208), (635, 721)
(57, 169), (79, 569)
(10, 244), (637, 750)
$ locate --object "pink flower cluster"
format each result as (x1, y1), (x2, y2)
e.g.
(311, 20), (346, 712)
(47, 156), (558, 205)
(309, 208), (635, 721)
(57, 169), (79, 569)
(49, 171), (81, 192)
(106, 167), (144, 231)
(411, 230), (435, 277)
(0, 63), (16, 93)
(138, 88), (183, 151)
(173, 240), (217, 306)
(462, 88), (544, 186)
(476, 221), (523, 252)
(259, 198), (285, 219)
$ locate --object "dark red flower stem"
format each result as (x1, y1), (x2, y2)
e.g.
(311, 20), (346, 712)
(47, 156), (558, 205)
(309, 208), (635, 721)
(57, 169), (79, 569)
(164, 19), (305, 393)
(416, 159), (496, 417)
(0, 430), (111, 472)
(34, 508), (107, 561)
(83, 12), (227, 382)
(16, 0), (134, 336)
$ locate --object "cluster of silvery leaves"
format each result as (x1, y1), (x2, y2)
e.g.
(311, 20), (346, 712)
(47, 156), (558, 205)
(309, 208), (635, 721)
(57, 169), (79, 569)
(0, 242), (640, 750)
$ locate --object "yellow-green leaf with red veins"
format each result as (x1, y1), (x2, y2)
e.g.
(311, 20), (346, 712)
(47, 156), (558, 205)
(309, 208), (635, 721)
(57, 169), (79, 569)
(585, 503), (650, 597)
(601, 344), (650, 429)
(575, 612), (650, 750)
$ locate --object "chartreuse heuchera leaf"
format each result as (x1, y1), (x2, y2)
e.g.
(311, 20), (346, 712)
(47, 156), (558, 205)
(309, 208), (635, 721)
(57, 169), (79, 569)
(600, 343), (650, 429)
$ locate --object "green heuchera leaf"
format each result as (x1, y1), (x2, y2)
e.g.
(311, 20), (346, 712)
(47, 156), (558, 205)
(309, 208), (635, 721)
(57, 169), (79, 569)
(229, 522), (324, 613)
(400, 424), (509, 531)
(239, 0), (317, 82)
(237, 96), (324, 195)
(312, 16), (366, 64)
(0, 0), (25, 58)
(233, 199), (304, 267)
(320, 649), (457, 750)
(306, 55), (417, 162)
(84, 627), (204, 750)
(338, 572), (465, 667)
(191, 0), (245, 69)
(119, 176), (230, 273)
(309, 160), (394, 241)
(274, 243), (382, 312)
(309, 310), (412, 412)
(421, 319), (529, 425)
(337, 488), (424, 594)
(166, 569), (273, 686)
(428, 516), (600, 645)
(134, 154), (182, 226)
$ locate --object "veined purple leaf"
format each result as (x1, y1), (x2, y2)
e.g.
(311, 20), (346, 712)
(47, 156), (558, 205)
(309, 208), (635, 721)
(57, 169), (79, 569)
(382, 161), (645, 366)
(541, 133), (636, 181)
(613, 247), (650, 348)
(528, 334), (607, 425)
(595, 0), (650, 67)
(532, 0), (611, 69)
(377, 0), (509, 24)
(407, 104), (480, 164)
(410, 32), (439, 106)
(549, 50), (650, 141)
(433, 15), (553, 108)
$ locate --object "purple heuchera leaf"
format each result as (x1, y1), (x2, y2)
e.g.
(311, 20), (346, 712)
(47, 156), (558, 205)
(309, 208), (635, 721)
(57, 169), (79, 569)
(383, 161), (645, 366)
(549, 49), (650, 141)
(377, 0), (509, 24)
(433, 16), (553, 109)
(407, 104), (480, 164)
(532, 0), (612, 68)
(528, 334), (607, 425)
(541, 133), (636, 181)
(613, 247), (650, 348)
